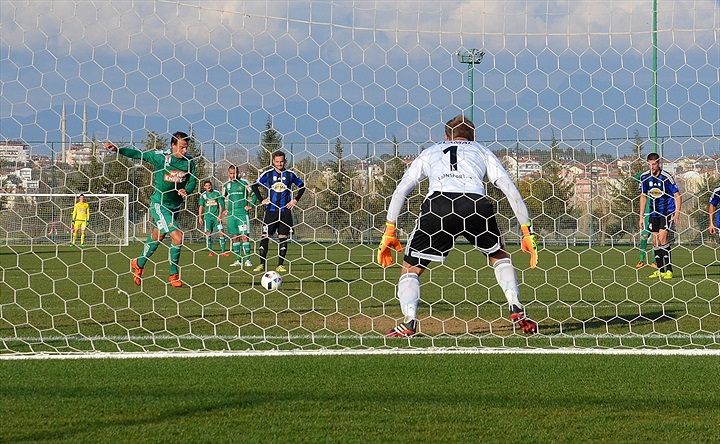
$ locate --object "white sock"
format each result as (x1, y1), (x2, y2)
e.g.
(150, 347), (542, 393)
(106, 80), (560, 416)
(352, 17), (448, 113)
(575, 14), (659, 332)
(493, 258), (522, 309)
(398, 273), (420, 322)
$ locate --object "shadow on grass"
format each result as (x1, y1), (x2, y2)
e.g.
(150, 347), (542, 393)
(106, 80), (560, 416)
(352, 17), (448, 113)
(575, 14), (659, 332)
(540, 308), (684, 334)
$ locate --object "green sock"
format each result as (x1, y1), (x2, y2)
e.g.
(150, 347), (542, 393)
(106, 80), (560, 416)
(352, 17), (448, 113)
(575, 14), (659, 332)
(242, 241), (251, 259)
(639, 236), (648, 263)
(138, 236), (159, 268)
(169, 243), (182, 275)
(220, 237), (226, 253)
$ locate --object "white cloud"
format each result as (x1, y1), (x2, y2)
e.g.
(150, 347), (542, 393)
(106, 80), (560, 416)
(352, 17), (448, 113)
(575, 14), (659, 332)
(3, 1), (716, 57)
(1, 0), (717, 144)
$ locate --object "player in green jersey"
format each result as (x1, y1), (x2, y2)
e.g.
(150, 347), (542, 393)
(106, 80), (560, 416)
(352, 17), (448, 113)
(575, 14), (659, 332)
(223, 165), (257, 268)
(105, 131), (197, 288)
(198, 180), (227, 257)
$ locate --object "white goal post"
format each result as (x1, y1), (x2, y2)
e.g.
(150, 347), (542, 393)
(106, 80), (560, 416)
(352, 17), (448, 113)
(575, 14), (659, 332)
(1, 193), (130, 247)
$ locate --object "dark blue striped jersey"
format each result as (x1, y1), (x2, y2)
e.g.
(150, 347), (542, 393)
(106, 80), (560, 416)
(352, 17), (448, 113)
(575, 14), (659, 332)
(638, 169), (679, 217)
(256, 168), (304, 212)
(709, 186), (720, 227)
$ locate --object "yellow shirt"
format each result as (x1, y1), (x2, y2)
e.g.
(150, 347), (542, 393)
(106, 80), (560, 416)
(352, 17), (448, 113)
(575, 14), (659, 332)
(72, 202), (90, 222)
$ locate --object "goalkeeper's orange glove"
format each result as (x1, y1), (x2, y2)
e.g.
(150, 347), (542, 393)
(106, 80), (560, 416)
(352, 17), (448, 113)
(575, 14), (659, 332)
(377, 222), (403, 267)
(521, 223), (538, 269)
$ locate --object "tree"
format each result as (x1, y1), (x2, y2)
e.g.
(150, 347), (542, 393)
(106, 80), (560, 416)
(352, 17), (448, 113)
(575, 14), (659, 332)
(320, 138), (361, 241)
(181, 126), (205, 237)
(372, 135), (408, 231)
(186, 125), (205, 182)
(141, 131), (168, 151)
(694, 176), (718, 243)
(521, 132), (575, 236)
(257, 116), (282, 172)
(608, 130), (647, 240)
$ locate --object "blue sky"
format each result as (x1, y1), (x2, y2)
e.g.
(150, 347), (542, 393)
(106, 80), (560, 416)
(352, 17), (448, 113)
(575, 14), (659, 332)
(0, 0), (718, 159)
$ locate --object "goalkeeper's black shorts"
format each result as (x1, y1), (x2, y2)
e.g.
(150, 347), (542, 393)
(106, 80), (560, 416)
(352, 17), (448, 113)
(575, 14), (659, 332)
(404, 192), (503, 267)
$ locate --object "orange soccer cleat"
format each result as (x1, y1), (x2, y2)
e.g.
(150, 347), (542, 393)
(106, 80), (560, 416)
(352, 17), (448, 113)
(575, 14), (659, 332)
(131, 258), (144, 286)
(169, 273), (183, 288)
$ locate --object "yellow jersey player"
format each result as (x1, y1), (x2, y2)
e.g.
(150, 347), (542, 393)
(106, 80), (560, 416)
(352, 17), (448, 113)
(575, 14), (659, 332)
(71, 194), (90, 247)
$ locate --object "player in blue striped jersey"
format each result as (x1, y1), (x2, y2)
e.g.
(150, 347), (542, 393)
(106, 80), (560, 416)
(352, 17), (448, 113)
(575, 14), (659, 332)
(638, 152), (681, 279)
(251, 151), (305, 273)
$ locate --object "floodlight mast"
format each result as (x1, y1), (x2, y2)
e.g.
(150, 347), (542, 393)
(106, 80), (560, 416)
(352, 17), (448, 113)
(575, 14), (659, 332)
(455, 49), (485, 122)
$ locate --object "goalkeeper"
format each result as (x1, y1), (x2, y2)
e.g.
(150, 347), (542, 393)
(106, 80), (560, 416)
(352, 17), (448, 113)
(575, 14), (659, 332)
(70, 193), (89, 247)
(105, 131), (197, 288)
(378, 115), (538, 337)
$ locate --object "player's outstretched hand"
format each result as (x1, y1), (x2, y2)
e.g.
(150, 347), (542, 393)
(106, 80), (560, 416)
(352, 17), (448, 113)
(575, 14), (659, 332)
(521, 223), (538, 269)
(377, 222), (402, 267)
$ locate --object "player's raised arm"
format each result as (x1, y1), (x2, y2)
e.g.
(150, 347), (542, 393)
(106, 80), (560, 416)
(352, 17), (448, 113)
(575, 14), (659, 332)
(105, 141), (149, 161)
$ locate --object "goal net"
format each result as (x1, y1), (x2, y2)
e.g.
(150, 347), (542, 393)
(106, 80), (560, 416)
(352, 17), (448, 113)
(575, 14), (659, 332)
(1, 1), (718, 356)
(1, 194), (130, 246)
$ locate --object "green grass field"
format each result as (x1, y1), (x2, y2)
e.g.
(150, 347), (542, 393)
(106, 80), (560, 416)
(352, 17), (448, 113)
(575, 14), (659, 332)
(1, 242), (719, 354)
(2, 354), (719, 443)
(2, 243), (720, 442)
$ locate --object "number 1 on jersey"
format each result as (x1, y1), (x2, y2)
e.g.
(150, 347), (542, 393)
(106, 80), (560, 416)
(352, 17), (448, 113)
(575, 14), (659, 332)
(443, 145), (458, 171)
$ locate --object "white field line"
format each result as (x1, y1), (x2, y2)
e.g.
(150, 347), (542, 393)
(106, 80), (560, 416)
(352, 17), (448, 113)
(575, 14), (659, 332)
(1, 347), (719, 360)
(1, 332), (719, 359)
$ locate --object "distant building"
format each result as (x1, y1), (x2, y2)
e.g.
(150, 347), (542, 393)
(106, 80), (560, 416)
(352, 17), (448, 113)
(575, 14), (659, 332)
(66, 144), (97, 166)
(31, 155), (52, 167)
(501, 155), (542, 180)
(0, 141), (30, 164)
(0, 167), (39, 192)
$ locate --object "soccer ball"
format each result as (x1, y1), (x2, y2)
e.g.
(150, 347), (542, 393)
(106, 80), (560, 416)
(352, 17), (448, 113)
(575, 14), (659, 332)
(261, 270), (283, 290)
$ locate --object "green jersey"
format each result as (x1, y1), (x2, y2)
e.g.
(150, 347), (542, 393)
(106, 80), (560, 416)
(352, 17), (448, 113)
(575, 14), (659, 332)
(119, 147), (197, 211)
(223, 178), (256, 216)
(199, 190), (224, 219)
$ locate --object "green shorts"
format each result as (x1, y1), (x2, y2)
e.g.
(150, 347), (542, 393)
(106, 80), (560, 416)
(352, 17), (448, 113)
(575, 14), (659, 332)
(641, 214), (651, 237)
(203, 216), (222, 233)
(227, 214), (250, 236)
(150, 202), (179, 235)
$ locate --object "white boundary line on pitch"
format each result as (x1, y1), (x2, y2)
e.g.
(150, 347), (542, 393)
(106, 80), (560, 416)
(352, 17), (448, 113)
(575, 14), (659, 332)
(1, 348), (719, 360)
(2, 333), (719, 359)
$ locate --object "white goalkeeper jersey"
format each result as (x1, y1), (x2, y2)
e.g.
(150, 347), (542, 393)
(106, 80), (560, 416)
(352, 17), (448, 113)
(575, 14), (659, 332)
(385, 140), (530, 225)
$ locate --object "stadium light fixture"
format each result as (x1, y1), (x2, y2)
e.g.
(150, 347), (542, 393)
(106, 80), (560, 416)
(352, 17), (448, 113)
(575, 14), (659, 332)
(455, 49), (485, 122)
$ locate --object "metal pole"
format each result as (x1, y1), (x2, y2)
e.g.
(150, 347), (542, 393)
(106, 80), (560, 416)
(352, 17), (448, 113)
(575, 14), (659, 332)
(651, 0), (658, 153)
(456, 49), (485, 122)
(366, 142), (371, 244)
(515, 142), (520, 184)
(589, 173), (594, 247)
(468, 63), (474, 121)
